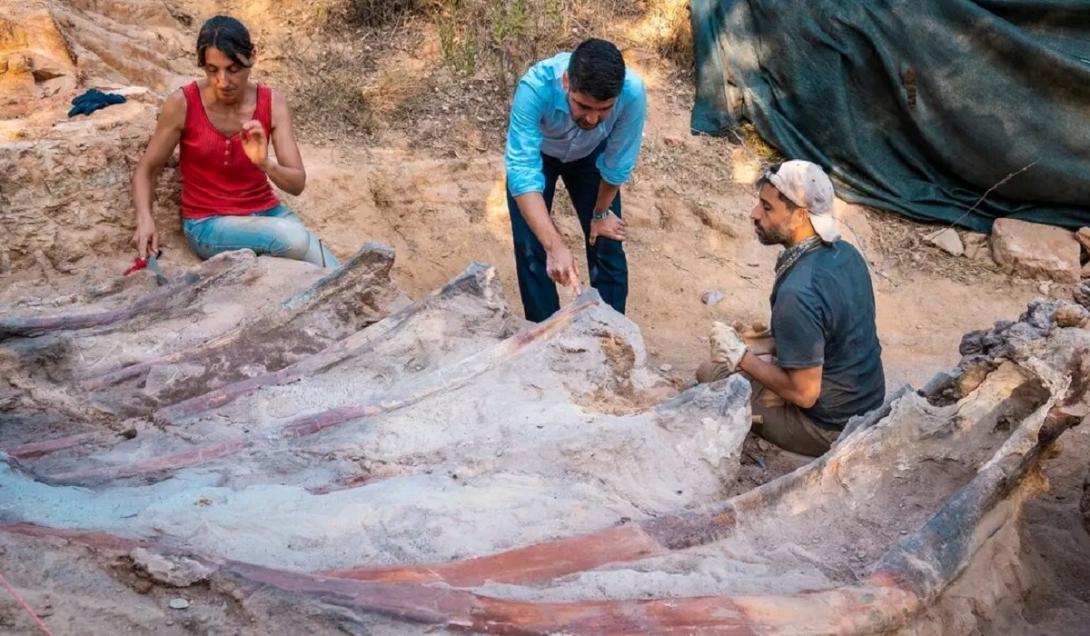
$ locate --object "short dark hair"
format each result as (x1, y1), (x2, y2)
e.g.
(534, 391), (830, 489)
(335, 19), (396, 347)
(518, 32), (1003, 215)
(567, 38), (625, 101)
(756, 163), (799, 211)
(197, 16), (254, 68)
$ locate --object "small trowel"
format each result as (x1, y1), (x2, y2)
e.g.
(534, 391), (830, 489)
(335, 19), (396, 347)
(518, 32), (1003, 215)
(145, 253), (169, 286)
(123, 249), (169, 286)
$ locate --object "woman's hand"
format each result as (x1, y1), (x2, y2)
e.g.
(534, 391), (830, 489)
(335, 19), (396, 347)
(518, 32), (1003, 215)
(132, 214), (159, 259)
(240, 119), (269, 168)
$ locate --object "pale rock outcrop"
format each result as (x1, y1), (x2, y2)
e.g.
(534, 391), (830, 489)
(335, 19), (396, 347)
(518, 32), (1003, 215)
(991, 218), (1080, 283)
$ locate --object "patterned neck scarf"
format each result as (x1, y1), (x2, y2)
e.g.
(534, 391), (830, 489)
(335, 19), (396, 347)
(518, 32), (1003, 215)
(774, 235), (825, 283)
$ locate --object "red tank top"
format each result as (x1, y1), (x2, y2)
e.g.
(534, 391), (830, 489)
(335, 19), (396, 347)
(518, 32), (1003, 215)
(179, 82), (280, 219)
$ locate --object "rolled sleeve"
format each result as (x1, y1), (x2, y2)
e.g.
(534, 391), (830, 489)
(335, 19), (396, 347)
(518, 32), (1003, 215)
(595, 77), (647, 186)
(504, 79), (547, 197)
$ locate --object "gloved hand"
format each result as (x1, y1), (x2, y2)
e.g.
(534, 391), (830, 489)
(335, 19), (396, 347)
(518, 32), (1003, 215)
(709, 321), (748, 374)
(735, 320), (775, 356)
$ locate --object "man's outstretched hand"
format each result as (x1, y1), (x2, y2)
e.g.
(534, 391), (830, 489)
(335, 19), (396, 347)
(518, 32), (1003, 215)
(546, 243), (583, 294)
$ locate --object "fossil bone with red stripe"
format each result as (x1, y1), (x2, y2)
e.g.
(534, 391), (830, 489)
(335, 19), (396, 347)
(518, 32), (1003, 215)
(1, 245), (1086, 634)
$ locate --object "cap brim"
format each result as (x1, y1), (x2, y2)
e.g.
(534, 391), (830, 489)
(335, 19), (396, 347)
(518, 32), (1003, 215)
(809, 213), (840, 242)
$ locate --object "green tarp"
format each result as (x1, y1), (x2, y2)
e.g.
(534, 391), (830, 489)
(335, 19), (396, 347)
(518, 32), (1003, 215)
(690, 0), (1090, 232)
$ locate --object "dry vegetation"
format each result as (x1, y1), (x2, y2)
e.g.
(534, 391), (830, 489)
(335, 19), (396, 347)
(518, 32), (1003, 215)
(258, 0), (1021, 291)
(278, 0), (692, 147)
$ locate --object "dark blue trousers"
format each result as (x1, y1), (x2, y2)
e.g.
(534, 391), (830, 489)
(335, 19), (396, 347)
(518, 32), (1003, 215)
(506, 150), (628, 322)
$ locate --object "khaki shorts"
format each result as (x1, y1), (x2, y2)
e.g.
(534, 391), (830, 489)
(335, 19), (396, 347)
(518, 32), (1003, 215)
(696, 360), (840, 457)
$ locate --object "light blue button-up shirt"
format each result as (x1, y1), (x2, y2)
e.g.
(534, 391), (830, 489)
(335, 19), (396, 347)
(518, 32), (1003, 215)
(505, 52), (647, 198)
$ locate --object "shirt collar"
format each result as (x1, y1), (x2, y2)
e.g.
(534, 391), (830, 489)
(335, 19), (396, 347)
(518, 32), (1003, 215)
(552, 77), (571, 114)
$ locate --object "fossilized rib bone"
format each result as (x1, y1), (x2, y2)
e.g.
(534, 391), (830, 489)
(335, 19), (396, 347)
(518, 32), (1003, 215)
(65, 245), (408, 421)
(156, 261), (504, 422)
(47, 294), (596, 485)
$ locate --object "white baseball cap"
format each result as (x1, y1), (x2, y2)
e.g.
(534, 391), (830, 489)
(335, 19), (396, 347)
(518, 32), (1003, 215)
(765, 160), (840, 242)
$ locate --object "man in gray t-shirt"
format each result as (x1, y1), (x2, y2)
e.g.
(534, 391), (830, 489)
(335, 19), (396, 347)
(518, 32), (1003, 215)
(696, 160), (885, 456)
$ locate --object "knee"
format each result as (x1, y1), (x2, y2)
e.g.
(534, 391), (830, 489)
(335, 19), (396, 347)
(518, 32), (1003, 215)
(591, 239), (627, 265)
(267, 221), (311, 260)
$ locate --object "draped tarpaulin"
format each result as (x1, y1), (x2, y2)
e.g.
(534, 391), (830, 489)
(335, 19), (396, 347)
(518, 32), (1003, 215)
(690, 0), (1090, 231)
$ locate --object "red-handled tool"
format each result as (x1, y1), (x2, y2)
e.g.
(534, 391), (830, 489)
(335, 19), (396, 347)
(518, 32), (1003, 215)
(124, 250), (167, 285)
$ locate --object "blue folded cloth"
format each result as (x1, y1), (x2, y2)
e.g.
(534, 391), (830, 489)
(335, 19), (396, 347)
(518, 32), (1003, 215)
(68, 89), (126, 117)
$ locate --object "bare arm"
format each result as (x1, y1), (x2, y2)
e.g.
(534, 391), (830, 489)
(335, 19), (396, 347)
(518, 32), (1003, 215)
(515, 192), (563, 252)
(263, 89), (306, 195)
(131, 90), (186, 258)
(738, 353), (823, 408)
(593, 180), (620, 213)
(514, 192), (581, 290)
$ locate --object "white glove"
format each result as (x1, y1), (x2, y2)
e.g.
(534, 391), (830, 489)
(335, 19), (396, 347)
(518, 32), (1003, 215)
(709, 321), (748, 374)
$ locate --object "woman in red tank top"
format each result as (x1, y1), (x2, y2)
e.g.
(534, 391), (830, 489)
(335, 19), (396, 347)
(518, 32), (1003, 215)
(130, 16), (338, 267)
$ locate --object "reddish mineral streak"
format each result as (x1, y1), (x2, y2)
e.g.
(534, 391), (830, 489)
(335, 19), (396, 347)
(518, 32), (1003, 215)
(323, 524), (665, 586)
(3, 433), (102, 459)
(0, 283), (191, 339)
(0, 522), (919, 635)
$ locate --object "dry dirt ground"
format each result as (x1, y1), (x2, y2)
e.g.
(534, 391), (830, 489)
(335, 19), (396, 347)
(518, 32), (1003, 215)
(1, 1), (1089, 633)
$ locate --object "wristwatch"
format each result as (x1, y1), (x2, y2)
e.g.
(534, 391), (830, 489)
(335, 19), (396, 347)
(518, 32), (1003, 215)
(592, 210), (610, 221)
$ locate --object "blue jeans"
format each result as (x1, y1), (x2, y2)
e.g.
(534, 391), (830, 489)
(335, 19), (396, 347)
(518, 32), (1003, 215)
(182, 204), (340, 268)
(506, 146), (627, 322)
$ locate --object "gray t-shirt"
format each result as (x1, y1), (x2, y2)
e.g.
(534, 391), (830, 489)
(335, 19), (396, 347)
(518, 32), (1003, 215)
(770, 241), (885, 429)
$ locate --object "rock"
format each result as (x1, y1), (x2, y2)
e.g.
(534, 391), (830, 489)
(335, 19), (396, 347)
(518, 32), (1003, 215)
(962, 232), (989, 260)
(701, 290), (724, 306)
(1081, 466), (1090, 535)
(130, 548), (213, 587)
(990, 218), (1080, 283)
(1074, 281), (1090, 309)
(1077, 227), (1090, 254)
(1020, 299), (1063, 331)
(1053, 305), (1089, 329)
(659, 364), (673, 373)
(662, 135), (688, 148)
(959, 330), (987, 356)
(925, 228), (964, 256)
(0, 9), (77, 119)
(0, 0), (194, 273)
(168, 597), (190, 610)
(920, 369), (963, 402)
(1, 100), (181, 273)
(109, 85), (160, 105)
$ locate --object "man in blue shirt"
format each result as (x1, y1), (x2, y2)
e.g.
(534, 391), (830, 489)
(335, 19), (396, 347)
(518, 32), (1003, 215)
(504, 38), (647, 321)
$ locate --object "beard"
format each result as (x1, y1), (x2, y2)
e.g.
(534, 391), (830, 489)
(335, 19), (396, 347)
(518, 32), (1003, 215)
(754, 222), (790, 246)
